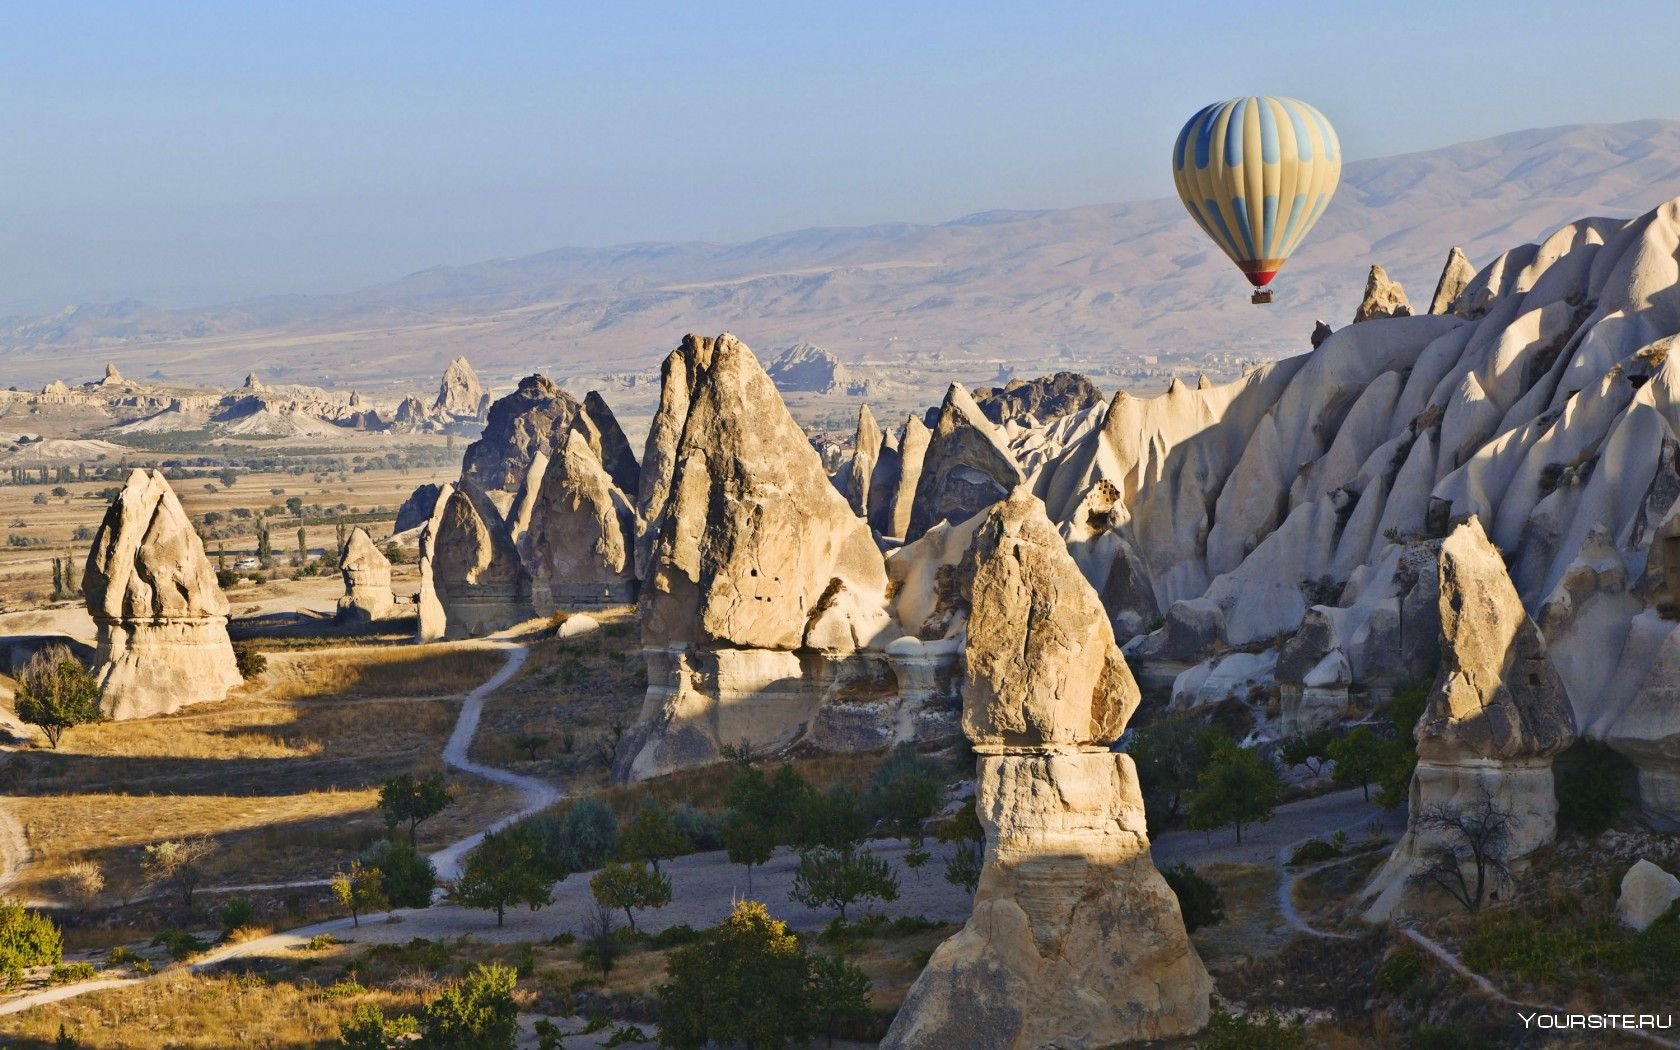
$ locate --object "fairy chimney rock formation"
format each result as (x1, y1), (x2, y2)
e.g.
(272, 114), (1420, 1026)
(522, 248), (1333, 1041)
(415, 481), (456, 642)
(433, 356), (485, 418)
(882, 490), (1210, 1049)
(906, 384), (1025, 542)
(81, 470), (243, 719)
(336, 527), (394, 623)
(523, 429), (637, 611)
(427, 481), (533, 639)
(460, 373), (584, 495)
(1429, 246), (1476, 315)
(618, 333), (894, 781)
(1353, 264), (1412, 322)
(1362, 517), (1576, 920)
(843, 403), (883, 518)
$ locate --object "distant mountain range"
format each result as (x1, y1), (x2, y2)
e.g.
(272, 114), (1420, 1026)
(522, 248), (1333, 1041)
(5, 119), (1680, 391)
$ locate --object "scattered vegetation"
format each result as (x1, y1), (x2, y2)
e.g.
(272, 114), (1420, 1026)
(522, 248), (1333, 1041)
(1161, 863), (1226, 933)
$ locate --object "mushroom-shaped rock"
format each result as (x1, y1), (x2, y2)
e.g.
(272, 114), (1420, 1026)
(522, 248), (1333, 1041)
(337, 527), (394, 623)
(961, 490), (1138, 748)
(1362, 517), (1576, 920)
(81, 469), (242, 719)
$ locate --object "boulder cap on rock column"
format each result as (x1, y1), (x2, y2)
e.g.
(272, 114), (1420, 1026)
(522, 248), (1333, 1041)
(961, 488), (1140, 749)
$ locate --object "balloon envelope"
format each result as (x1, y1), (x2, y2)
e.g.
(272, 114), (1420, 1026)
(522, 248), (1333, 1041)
(1172, 97), (1340, 288)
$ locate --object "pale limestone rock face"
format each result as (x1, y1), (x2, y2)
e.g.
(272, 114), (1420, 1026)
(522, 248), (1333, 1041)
(1430, 246), (1476, 315)
(433, 355), (484, 417)
(883, 413), (930, 539)
(573, 390), (641, 498)
(619, 334), (894, 781)
(337, 527), (394, 623)
(429, 482), (533, 639)
(1353, 264), (1412, 322)
(842, 403), (882, 519)
(1363, 518), (1576, 920)
(907, 384), (1024, 542)
(961, 490), (1138, 748)
(460, 374), (583, 494)
(523, 430), (636, 611)
(81, 469), (242, 719)
(416, 481), (456, 642)
(1618, 860), (1680, 931)
(884, 489), (1208, 1049)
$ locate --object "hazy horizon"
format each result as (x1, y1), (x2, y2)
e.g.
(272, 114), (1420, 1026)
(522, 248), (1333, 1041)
(6, 1), (1679, 315)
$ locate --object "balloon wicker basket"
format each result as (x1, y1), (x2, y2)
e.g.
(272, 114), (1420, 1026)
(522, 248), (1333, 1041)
(1251, 288), (1274, 305)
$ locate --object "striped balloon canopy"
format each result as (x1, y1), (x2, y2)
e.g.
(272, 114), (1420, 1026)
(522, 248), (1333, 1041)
(1172, 96), (1340, 290)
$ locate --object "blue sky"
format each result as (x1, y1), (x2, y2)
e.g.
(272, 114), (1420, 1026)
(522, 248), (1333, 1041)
(3, 1), (1676, 313)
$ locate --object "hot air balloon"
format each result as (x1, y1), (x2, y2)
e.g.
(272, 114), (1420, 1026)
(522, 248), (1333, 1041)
(1172, 97), (1340, 304)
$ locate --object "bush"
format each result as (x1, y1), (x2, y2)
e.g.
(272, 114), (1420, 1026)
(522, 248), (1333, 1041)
(218, 898), (256, 936)
(57, 860), (104, 912)
(658, 901), (814, 1050)
(1375, 942), (1425, 996)
(338, 1003), (419, 1049)
(519, 799), (617, 879)
(1160, 863), (1225, 933)
(1200, 1008), (1308, 1049)
(1554, 740), (1636, 836)
(651, 922), (701, 949)
(150, 929), (210, 961)
(671, 804), (722, 851)
(47, 961), (96, 985)
(360, 838), (436, 909)
(216, 568), (240, 590)
(1286, 838), (1341, 866)
(233, 644), (268, 680)
(0, 899), (63, 988)
(420, 963), (519, 1050)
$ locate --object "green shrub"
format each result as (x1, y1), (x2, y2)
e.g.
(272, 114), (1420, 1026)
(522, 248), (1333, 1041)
(218, 898), (256, 936)
(150, 929), (210, 961)
(47, 962), (96, 985)
(302, 933), (341, 951)
(864, 744), (946, 837)
(1375, 943), (1425, 995)
(233, 644), (268, 680)
(651, 923), (700, 949)
(1554, 740), (1636, 836)
(0, 899), (63, 988)
(1286, 838), (1341, 866)
(420, 962), (519, 1050)
(338, 1003), (419, 1049)
(360, 838), (436, 909)
(106, 946), (142, 966)
(1199, 1008), (1307, 1049)
(521, 798), (617, 878)
(604, 1026), (649, 1047)
(1160, 864), (1225, 933)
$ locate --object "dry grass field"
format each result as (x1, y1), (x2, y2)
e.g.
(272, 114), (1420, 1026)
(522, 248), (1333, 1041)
(0, 642), (522, 909)
(0, 454), (453, 612)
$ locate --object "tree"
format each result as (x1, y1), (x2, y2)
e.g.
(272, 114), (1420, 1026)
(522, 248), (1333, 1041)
(936, 798), (985, 893)
(359, 838), (436, 909)
(450, 828), (552, 926)
(1328, 727), (1396, 802)
(1375, 683), (1430, 810)
(331, 860), (388, 928)
(218, 467), (238, 488)
(13, 646), (103, 748)
(286, 496), (305, 517)
(1186, 739), (1283, 844)
(864, 745), (945, 838)
(522, 798), (617, 878)
(1408, 783), (1514, 912)
(790, 846), (899, 921)
(1278, 729), (1335, 776)
(378, 771), (454, 846)
(512, 733), (548, 761)
(791, 784), (870, 851)
(256, 519), (272, 568)
(617, 800), (691, 874)
(658, 900), (814, 1050)
(296, 525), (307, 565)
(1128, 718), (1224, 833)
(0, 899), (62, 991)
(141, 838), (217, 911)
(580, 903), (620, 978)
(420, 962), (519, 1050)
(721, 811), (776, 895)
(589, 860), (671, 933)
(809, 951), (870, 1046)
(1160, 863), (1225, 932)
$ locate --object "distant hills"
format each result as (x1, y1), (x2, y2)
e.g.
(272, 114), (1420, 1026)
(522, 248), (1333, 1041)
(4, 119), (1680, 391)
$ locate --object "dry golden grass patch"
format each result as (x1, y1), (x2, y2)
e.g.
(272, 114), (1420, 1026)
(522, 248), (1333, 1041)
(0, 969), (433, 1049)
(0, 641), (525, 899)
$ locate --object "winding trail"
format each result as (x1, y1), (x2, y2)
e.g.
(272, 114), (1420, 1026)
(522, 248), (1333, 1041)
(0, 639), (546, 1018)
